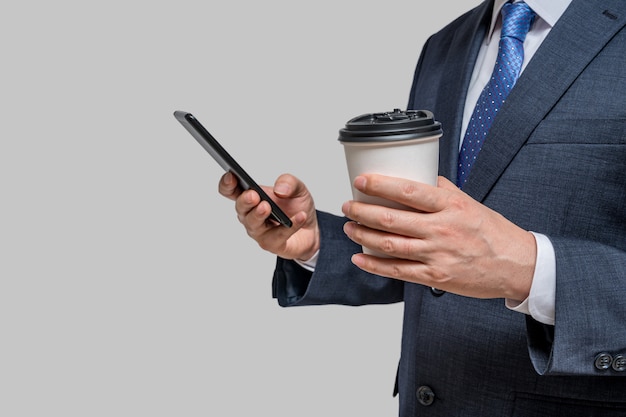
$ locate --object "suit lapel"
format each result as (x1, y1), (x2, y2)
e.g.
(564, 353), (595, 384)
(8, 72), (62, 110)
(462, 0), (626, 201)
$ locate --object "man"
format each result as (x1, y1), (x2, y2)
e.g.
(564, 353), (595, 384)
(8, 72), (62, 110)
(219, 0), (626, 415)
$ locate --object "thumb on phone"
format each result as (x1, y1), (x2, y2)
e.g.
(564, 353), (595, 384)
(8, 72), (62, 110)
(273, 174), (309, 200)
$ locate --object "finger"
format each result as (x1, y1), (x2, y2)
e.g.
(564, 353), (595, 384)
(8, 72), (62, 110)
(218, 172), (242, 200)
(238, 194), (307, 236)
(248, 209), (309, 253)
(343, 221), (425, 259)
(354, 174), (447, 213)
(236, 190), (292, 234)
(235, 188), (262, 215)
(341, 199), (431, 239)
(238, 198), (272, 230)
(350, 252), (433, 286)
(255, 210), (307, 241)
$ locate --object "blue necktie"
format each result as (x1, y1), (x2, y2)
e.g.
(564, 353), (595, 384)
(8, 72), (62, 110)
(457, 2), (536, 188)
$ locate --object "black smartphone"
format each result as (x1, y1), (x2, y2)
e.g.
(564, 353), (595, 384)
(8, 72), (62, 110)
(174, 111), (292, 228)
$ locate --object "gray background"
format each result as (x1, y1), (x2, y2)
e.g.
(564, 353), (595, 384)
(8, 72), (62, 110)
(1, 0), (479, 415)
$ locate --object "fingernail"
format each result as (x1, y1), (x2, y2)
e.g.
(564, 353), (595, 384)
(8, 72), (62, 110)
(274, 182), (290, 196)
(354, 176), (366, 190)
(343, 221), (354, 236)
(351, 254), (364, 267)
(224, 172), (234, 185)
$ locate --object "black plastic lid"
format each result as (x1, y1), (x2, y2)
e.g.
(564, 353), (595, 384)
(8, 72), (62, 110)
(338, 109), (442, 143)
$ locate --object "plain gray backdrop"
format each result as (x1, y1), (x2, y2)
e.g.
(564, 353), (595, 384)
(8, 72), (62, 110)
(1, 0), (480, 415)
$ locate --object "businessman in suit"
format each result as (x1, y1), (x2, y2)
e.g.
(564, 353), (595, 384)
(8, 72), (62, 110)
(219, 0), (626, 415)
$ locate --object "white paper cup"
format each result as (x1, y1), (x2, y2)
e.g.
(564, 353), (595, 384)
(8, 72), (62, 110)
(338, 109), (442, 257)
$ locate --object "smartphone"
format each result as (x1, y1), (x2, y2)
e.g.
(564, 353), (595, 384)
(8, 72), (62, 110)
(174, 110), (292, 228)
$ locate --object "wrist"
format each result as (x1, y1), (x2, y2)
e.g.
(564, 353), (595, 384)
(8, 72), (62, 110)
(297, 236), (320, 263)
(504, 231), (537, 301)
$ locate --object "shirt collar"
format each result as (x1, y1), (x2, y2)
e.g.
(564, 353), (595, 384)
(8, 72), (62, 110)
(486, 0), (573, 43)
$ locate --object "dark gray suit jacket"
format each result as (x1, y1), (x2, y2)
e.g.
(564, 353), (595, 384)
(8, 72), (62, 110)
(273, 0), (626, 415)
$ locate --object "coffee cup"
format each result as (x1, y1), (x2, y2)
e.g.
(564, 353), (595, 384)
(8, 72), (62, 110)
(338, 108), (442, 256)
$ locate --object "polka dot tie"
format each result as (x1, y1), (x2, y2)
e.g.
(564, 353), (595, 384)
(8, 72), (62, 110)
(457, 1), (536, 188)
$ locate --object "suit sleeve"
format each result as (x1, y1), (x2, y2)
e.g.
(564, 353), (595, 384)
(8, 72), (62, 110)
(527, 237), (626, 376)
(272, 211), (404, 307)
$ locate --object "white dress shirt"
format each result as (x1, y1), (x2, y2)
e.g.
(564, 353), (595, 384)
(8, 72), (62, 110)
(473, 0), (571, 326)
(298, 0), (573, 326)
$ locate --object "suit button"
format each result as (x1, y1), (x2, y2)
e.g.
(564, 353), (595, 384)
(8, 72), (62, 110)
(612, 355), (626, 372)
(417, 385), (435, 406)
(594, 353), (613, 370)
(430, 287), (446, 296)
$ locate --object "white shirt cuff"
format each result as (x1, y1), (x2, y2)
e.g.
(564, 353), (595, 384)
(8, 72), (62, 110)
(294, 250), (319, 272)
(505, 232), (556, 325)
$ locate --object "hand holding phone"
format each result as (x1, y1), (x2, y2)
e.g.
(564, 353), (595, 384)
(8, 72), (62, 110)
(174, 111), (292, 228)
